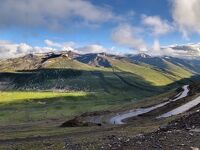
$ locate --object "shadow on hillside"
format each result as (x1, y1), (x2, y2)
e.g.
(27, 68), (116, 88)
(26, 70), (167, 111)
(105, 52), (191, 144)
(0, 68), (200, 97)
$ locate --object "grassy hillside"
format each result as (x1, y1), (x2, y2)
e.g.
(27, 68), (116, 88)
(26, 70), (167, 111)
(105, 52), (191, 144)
(0, 53), (197, 126)
(161, 60), (193, 79)
(42, 57), (96, 71)
(127, 54), (193, 81)
(110, 59), (192, 86)
(0, 53), (194, 96)
(164, 57), (200, 73)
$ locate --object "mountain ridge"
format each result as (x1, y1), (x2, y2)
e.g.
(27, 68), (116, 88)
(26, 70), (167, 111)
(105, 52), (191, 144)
(0, 51), (198, 98)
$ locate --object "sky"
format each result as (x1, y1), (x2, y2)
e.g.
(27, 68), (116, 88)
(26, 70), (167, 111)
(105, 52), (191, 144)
(1, 0), (200, 58)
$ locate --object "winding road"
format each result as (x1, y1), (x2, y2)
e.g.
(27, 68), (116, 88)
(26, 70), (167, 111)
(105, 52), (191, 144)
(109, 85), (190, 125)
(157, 95), (200, 118)
(109, 102), (169, 125)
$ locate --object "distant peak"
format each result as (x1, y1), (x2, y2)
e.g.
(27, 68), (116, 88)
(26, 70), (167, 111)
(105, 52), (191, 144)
(137, 52), (151, 58)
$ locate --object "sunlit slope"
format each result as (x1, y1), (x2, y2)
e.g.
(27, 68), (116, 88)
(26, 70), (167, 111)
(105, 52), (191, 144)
(110, 59), (192, 86)
(42, 57), (97, 71)
(161, 59), (193, 79)
(0, 91), (87, 103)
(0, 53), (195, 100)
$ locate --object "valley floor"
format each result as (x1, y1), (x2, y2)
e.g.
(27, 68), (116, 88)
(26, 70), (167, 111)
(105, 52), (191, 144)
(0, 84), (200, 150)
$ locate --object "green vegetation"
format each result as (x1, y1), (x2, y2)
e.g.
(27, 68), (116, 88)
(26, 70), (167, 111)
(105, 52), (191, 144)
(0, 90), (135, 125)
(43, 57), (97, 71)
(0, 54), (199, 150)
(0, 91), (87, 103)
(0, 54), (196, 126)
(0, 89), (177, 144)
(163, 60), (193, 79)
(111, 59), (192, 86)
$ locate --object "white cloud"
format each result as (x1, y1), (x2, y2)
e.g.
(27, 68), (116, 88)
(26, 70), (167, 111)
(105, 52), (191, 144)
(149, 40), (171, 56)
(1, 40), (200, 59)
(0, 40), (112, 58)
(44, 39), (121, 54)
(0, 0), (118, 29)
(44, 40), (61, 47)
(45, 39), (117, 54)
(44, 39), (77, 52)
(152, 39), (161, 54)
(142, 15), (173, 36)
(171, 0), (200, 38)
(167, 43), (200, 57)
(77, 44), (107, 54)
(111, 24), (147, 51)
(149, 40), (200, 58)
(44, 40), (76, 48)
(0, 40), (55, 59)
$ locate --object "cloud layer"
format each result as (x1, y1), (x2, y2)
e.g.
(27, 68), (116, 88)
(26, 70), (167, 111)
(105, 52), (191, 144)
(142, 15), (173, 36)
(44, 40), (76, 49)
(0, 41), (56, 59)
(171, 0), (200, 38)
(0, 39), (200, 59)
(149, 40), (200, 58)
(0, 40), (112, 59)
(0, 0), (117, 29)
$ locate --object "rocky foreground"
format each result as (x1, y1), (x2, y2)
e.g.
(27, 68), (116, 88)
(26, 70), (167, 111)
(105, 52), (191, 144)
(97, 107), (200, 150)
(60, 85), (200, 149)
(58, 106), (200, 150)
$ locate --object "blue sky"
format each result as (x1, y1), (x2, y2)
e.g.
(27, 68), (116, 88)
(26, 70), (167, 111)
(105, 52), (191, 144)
(0, 0), (200, 57)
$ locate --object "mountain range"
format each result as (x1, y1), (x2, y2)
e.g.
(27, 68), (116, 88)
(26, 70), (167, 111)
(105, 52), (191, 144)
(0, 51), (199, 100)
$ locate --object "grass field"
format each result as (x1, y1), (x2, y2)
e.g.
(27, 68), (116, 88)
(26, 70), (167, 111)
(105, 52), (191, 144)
(0, 91), (138, 125)
(0, 91), (88, 103)
(0, 89), (177, 144)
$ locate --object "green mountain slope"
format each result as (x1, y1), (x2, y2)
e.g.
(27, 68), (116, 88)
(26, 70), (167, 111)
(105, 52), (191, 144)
(0, 52), (199, 126)
(0, 52), (196, 100)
